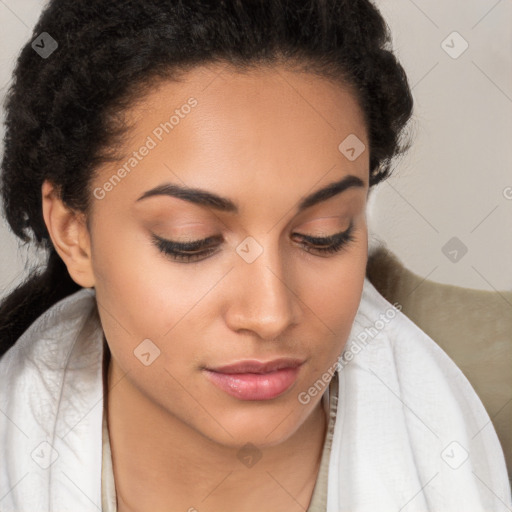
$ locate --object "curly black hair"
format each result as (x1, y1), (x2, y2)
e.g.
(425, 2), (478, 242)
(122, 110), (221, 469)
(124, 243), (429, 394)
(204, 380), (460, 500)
(0, 0), (414, 357)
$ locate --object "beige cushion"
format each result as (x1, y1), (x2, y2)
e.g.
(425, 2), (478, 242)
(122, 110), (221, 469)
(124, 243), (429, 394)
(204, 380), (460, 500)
(366, 246), (512, 482)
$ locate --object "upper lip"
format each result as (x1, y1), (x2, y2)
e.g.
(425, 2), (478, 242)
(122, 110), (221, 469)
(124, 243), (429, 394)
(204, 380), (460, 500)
(206, 358), (304, 374)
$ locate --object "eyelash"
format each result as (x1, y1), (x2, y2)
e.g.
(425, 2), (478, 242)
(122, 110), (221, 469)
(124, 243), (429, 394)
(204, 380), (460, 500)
(152, 221), (356, 263)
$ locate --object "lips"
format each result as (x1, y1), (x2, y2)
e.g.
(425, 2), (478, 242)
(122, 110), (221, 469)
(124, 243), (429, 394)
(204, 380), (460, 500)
(207, 357), (304, 374)
(203, 357), (305, 400)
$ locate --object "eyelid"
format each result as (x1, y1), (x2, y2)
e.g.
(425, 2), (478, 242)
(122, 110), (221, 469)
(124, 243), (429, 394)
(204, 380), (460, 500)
(152, 233), (223, 252)
(293, 220), (353, 242)
(154, 225), (352, 249)
(154, 221), (354, 247)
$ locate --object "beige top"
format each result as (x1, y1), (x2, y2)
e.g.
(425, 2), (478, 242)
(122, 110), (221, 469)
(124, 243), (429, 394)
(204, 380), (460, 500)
(101, 355), (339, 512)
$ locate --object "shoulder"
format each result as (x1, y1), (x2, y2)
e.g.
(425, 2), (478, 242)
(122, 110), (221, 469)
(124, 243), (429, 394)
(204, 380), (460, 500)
(0, 288), (98, 373)
(0, 287), (100, 422)
(334, 276), (512, 509)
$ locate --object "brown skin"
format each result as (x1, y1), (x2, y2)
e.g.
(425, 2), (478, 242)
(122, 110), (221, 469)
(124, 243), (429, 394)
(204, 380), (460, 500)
(41, 63), (370, 511)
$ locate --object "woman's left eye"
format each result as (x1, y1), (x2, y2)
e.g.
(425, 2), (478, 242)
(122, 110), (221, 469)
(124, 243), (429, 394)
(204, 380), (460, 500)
(152, 221), (356, 263)
(292, 220), (356, 256)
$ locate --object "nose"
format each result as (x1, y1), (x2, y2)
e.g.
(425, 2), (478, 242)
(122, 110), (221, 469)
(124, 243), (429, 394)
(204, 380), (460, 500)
(224, 238), (301, 341)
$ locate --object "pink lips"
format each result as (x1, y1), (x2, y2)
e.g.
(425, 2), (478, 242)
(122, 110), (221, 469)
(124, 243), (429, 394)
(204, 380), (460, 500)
(203, 358), (303, 401)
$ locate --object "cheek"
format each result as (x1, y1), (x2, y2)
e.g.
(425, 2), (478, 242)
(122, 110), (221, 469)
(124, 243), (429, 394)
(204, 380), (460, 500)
(89, 213), (204, 348)
(300, 225), (368, 364)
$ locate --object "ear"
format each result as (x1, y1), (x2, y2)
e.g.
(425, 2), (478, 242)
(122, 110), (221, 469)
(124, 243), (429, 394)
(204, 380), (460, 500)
(41, 179), (95, 288)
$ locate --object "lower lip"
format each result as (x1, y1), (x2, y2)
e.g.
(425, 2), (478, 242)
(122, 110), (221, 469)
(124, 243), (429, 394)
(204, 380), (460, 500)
(203, 366), (301, 400)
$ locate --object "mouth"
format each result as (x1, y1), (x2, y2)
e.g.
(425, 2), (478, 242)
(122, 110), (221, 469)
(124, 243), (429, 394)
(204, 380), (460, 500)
(203, 358), (304, 401)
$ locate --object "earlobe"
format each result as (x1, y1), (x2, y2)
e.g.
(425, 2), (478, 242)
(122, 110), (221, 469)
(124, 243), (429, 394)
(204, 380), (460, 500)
(41, 180), (95, 288)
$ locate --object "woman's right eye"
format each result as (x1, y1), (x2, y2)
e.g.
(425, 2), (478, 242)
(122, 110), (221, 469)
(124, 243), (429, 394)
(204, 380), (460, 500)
(151, 234), (223, 263)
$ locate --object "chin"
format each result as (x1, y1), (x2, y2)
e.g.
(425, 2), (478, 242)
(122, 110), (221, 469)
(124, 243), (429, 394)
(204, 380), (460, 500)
(193, 401), (315, 450)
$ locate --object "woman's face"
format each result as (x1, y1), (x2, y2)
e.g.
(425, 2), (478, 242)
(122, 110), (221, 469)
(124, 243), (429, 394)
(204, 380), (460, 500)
(88, 63), (369, 447)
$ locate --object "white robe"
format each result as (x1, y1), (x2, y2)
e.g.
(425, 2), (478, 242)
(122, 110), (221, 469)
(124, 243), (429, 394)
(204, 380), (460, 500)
(0, 277), (510, 511)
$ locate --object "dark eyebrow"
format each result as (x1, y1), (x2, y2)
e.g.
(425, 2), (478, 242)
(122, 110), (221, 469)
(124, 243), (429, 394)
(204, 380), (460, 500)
(136, 174), (365, 214)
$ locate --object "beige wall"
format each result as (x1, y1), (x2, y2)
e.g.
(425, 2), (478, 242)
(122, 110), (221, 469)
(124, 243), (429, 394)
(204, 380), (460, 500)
(1, 0), (511, 297)
(368, 1), (512, 291)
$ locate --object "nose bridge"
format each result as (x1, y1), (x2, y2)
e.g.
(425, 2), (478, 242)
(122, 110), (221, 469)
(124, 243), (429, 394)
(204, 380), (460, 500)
(227, 234), (299, 339)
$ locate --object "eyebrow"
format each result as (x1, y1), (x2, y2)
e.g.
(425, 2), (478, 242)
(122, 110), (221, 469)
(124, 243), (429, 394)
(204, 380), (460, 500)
(136, 174), (365, 214)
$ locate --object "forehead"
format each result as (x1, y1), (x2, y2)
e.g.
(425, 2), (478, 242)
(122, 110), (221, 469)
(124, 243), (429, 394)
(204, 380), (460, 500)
(92, 63), (369, 217)
(131, 62), (368, 144)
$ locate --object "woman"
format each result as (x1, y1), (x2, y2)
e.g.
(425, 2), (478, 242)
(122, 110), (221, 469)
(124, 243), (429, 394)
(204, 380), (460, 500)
(0, 1), (510, 511)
